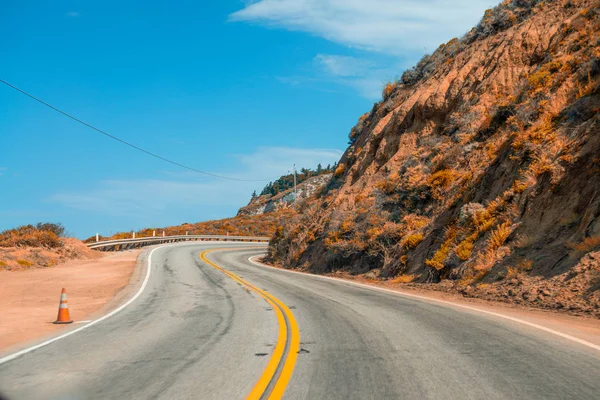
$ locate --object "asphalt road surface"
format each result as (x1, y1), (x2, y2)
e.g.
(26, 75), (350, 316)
(1, 242), (599, 399)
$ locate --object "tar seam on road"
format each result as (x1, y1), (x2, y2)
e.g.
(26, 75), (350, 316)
(200, 249), (300, 400)
(247, 256), (600, 354)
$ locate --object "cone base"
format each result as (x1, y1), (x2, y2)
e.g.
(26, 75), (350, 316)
(53, 320), (73, 324)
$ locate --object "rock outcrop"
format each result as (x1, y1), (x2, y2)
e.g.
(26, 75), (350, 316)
(269, 0), (600, 316)
(238, 174), (332, 216)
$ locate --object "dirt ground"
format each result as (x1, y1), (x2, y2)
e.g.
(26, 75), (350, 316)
(0, 249), (141, 352)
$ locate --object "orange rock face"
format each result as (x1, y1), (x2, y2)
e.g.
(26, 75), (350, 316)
(269, 0), (600, 316)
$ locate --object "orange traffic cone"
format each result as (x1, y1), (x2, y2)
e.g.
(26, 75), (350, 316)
(54, 288), (73, 324)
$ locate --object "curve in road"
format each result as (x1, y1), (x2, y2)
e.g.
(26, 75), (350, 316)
(1, 242), (599, 400)
(200, 249), (299, 399)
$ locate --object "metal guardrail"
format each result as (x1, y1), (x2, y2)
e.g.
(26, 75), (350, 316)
(86, 235), (270, 251)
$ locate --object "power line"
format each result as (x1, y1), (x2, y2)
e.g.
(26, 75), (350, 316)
(0, 79), (272, 182)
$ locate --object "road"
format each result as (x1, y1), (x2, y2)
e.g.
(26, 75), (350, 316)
(1, 242), (599, 399)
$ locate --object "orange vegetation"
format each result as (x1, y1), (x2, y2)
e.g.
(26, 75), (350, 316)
(90, 209), (295, 243)
(267, 0), (600, 318)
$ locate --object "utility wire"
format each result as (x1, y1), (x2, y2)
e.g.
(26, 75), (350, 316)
(0, 79), (273, 182)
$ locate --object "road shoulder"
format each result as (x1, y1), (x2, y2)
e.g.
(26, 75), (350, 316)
(0, 249), (142, 352)
(250, 256), (600, 349)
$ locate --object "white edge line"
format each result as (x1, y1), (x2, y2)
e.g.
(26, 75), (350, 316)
(247, 255), (600, 353)
(0, 246), (160, 365)
(0, 241), (266, 365)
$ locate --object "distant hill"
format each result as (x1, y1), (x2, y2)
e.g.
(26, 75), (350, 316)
(86, 210), (295, 243)
(258, 164), (335, 197)
(238, 173), (332, 216)
(88, 165), (334, 243)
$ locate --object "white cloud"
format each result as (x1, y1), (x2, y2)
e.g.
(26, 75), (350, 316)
(48, 146), (343, 217)
(234, 146), (342, 177)
(314, 54), (374, 77)
(231, 0), (493, 99)
(312, 53), (410, 99)
(66, 11), (79, 17)
(229, 0), (492, 54)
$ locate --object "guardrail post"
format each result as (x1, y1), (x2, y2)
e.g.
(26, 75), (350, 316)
(86, 234), (269, 251)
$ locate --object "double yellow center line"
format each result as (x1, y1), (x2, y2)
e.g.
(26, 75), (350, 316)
(200, 249), (300, 400)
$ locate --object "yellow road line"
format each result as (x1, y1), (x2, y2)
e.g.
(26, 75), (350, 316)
(265, 297), (300, 399)
(200, 249), (300, 400)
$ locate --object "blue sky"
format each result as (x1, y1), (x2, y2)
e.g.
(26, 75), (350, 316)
(1, 0), (493, 238)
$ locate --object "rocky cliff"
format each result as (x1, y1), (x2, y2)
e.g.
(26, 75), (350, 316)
(269, 0), (600, 315)
(238, 174), (332, 216)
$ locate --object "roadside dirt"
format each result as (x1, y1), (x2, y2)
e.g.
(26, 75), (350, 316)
(256, 257), (600, 348)
(0, 249), (141, 352)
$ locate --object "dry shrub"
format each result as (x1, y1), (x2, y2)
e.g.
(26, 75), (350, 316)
(506, 266), (519, 279)
(570, 235), (600, 257)
(377, 222), (404, 241)
(528, 70), (552, 92)
(426, 225), (458, 270)
(403, 214), (431, 230)
(472, 268), (491, 282)
(518, 259), (534, 272)
(348, 128), (359, 144)
(530, 153), (556, 176)
(473, 210), (496, 233)
(485, 143), (498, 160)
(0, 225), (63, 249)
(527, 58), (566, 94)
(577, 72), (596, 98)
(404, 233), (424, 249)
(473, 198), (505, 233)
(489, 221), (512, 251)
(428, 169), (459, 188)
(404, 165), (428, 190)
(456, 233), (477, 261)
(471, 222), (513, 273)
(383, 82), (396, 99)
(505, 259), (533, 279)
(340, 217), (355, 234)
(324, 230), (341, 247)
(391, 274), (415, 283)
(529, 114), (555, 143)
(111, 232), (134, 240)
(458, 271), (475, 286)
(334, 163), (347, 177)
(512, 179), (529, 194)
(17, 259), (33, 267)
(375, 172), (400, 194)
